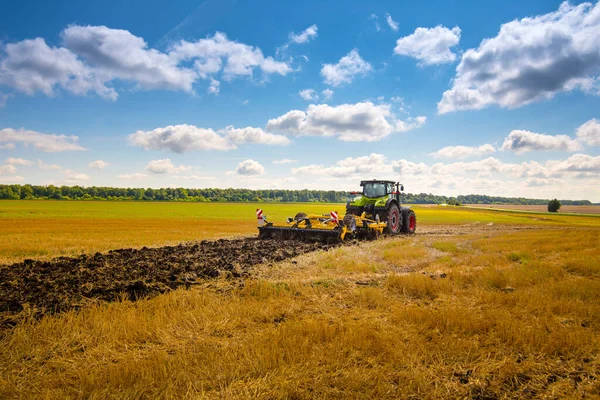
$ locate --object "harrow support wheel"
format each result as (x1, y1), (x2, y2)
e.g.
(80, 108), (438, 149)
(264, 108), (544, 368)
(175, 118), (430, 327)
(386, 204), (401, 235)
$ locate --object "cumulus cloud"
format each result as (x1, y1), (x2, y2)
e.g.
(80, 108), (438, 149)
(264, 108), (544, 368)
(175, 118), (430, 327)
(62, 25), (196, 93)
(429, 144), (496, 159)
(208, 79), (220, 95)
(289, 25), (318, 44)
(394, 26), (461, 66)
(145, 158), (191, 174)
(438, 2), (600, 113)
(273, 159), (297, 164)
(576, 118), (600, 146)
(293, 153), (392, 178)
(0, 164), (17, 175)
(266, 102), (426, 142)
(321, 49), (372, 86)
(0, 37), (116, 100)
(322, 88), (334, 100)
(89, 160), (108, 169)
(236, 159), (265, 175)
(118, 173), (148, 180)
(501, 130), (583, 154)
(38, 160), (62, 170)
(64, 170), (90, 183)
(169, 32), (292, 80)
(129, 124), (235, 153)
(0, 128), (86, 152)
(5, 157), (32, 166)
(386, 13), (399, 31)
(299, 89), (318, 101)
(129, 124), (290, 153)
(0, 26), (292, 104)
(0, 143), (15, 149)
(221, 126), (291, 146)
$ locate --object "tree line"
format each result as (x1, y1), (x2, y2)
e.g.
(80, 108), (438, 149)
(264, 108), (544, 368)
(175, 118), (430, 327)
(0, 184), (592, 205)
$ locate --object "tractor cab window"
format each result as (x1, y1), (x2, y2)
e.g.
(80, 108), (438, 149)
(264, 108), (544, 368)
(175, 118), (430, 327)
(363, 182), (388, 198)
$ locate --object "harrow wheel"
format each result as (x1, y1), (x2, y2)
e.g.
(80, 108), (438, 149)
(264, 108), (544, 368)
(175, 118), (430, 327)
(343, 214), (357, 232)
(386, 204), (401, 235)
(402, 210), (417, 234)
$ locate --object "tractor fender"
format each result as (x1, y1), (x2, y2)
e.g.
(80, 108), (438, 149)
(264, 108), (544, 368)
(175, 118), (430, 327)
(384, 197), (399, 209)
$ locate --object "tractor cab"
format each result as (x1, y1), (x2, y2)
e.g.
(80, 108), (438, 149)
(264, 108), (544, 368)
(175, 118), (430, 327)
(360, 180), (404, 200)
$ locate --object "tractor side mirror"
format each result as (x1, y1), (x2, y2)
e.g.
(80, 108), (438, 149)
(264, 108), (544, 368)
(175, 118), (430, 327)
(400, 185), (404, 192)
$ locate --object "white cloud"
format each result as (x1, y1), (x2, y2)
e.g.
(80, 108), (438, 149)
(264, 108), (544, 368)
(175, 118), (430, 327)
(438, 2), (600, 113)
(130, 123), (290, 153)
(289, 25), (318, 44)
(0, 92), (9, 107)
(299, 89), (318, 101)
(266, 102), (426, 142)
(0, 143), (15, 149)
(0, 27), (292, 104)
(221, 126), (291, 146)
(293, 153), (392, 178)
(38, 160), (62, 170)
(208, 79), (220, 95)
(243, 99), (249, 105)
(0, 164), (17, 174)
(118, 173), (148, 180)
(168, 32), (292, 80)
(62, 25), (196, 94)
(129, 124), (235, 153)
(546, 153), (600, 174)
(146, 158), (191, 174)
(0, 128), (86, 152)
(386, 13), (399, 31)
(576, 118), (600, 146)
(5, 157), (32, 166)
(273, 159), (297, 164)
(236, 159), (265, 175)
(172, 174), (215, 181)
(501, 130), (583, 154)
(0, 175), (24, 183)
(394, 26), (461, 66)
(321, 49), (372, 86)
(0, 37), (116, 100)
(64, 170), (90, 183)
(322, 88), (334, 100)
(429, 144), (496, 159)
(89, 159), (109, 169)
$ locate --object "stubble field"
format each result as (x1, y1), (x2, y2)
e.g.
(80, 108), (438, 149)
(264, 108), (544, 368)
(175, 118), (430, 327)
(0, 200), (599, 398)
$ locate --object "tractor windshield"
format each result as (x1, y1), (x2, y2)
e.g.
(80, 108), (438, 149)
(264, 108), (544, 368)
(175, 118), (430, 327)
(362, 182), (388, 198)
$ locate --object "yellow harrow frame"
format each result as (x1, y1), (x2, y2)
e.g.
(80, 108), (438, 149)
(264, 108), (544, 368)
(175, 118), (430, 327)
(257, 209), (388, 242)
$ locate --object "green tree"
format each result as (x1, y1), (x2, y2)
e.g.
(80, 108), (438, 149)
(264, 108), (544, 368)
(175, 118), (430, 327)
(548, 198), (561, 212)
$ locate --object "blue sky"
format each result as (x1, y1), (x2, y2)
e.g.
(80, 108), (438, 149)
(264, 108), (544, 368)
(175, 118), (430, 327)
(0, 0), (599, 201)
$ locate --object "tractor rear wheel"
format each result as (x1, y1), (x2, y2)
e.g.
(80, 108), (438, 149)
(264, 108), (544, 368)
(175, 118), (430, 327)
(401, 210), (417, 234)
(386, 204), (401, 235)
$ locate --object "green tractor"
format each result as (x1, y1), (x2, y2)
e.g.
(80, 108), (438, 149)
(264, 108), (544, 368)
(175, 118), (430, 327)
(345, 180), (416, 235)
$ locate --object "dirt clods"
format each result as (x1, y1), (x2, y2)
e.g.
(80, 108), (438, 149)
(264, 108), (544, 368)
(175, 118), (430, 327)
(0, 237), (339, 326)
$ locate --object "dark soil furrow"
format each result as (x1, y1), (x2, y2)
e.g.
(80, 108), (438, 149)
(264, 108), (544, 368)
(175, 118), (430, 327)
(0, 237), (340, 326)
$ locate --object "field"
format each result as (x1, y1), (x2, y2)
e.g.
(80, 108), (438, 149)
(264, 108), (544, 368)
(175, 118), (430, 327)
(1, 201), (599, 398)
(465, 204), (600, 214)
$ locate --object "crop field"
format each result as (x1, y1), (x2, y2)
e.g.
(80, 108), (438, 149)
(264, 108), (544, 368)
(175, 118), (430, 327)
(465, 204), (600, 215)
(0, 201), (599, 398)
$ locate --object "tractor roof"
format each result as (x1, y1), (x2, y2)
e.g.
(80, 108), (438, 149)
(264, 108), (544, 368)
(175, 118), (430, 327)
(360, 179), (396, 186)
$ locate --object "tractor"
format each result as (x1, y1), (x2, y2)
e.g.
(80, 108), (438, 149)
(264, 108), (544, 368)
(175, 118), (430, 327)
(256, 179), (417, 242)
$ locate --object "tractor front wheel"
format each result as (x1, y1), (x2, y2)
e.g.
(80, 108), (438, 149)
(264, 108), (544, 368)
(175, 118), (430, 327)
(386, 204), (401, 235)
(401, 210), (417, 234)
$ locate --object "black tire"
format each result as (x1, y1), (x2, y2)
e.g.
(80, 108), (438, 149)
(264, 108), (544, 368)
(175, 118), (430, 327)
(401, 210), (417, 234)
(343, 214), (357, 232)
(386, 204), (401, 235)
(294, 212), (307, 222)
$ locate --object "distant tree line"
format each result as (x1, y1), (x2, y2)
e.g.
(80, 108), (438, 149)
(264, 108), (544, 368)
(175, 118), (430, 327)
(0, 184), (593, 205)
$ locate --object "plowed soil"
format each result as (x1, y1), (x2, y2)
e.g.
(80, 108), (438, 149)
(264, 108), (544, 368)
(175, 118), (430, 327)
(0, 238), (340, 327)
